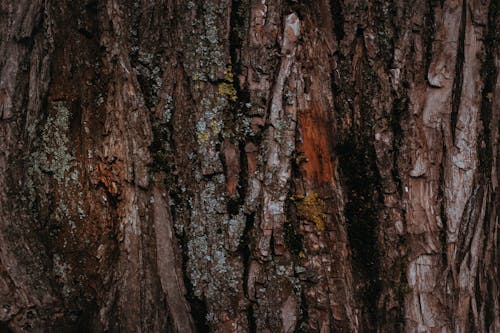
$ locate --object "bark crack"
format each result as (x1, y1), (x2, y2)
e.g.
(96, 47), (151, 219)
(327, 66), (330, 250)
(450, 0), (467, 141)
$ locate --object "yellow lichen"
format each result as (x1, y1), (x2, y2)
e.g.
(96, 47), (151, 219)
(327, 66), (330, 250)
(224, 65), (234, 82)
(197, 131), (210, 143)
(293, 192), (327, 231)
(210, 119), (221, 135)
(486, 92), (493, 103)
(218, 65), (237, 102)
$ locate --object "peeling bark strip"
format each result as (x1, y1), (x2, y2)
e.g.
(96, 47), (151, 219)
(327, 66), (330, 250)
(0, 0), (498, 332)
(259, 12), (300, 258)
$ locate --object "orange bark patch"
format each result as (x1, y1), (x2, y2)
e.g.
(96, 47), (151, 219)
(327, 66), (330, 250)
(297, 103), (335, 186)
(94, 160), (125, 196)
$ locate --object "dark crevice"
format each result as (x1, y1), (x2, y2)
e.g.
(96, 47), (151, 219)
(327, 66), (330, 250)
(484, 242), (497, 328)
(237, 140), (249, 204)
(478, 0), (498, 181)
(424, 0), (436, 78)
(269, 233), (276, 257)
(284, 220), (304, 257)
(0, 321), (12, 333)
(335, 135), (382, 332)
(149, 118), (175, 174)
(284, 190), (304, 257)
(294, 290), (309, 333)
(247, 304), (257, 333)
(387, 93), (409, 331)
(451, 0), (467, 141)
(229, 0), (244, 67)
(329, 0), (345, 42)
(391, 96), (408, 196)
(228, 0), (251, 109)
(72, 306), (97, 333)
(288, 154), (305, 257)
(330, 24), (383, 329)
(438, 136), (448, 267)
(239, 213), (254, 297)
(226, 198), (241, 216)
(239, 210), (255, 333)
(226, 0), (252, 217)
(477, 5), (499, 329)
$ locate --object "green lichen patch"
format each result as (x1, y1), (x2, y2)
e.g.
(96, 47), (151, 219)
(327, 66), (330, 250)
(186, 2), (227, 82)
(28, 101), (76, 185)
(26, 101), (84, 231)
(292, 192), (327, 231)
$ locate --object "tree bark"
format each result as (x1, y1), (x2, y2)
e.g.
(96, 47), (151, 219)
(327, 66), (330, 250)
(0, 0), (498, 332)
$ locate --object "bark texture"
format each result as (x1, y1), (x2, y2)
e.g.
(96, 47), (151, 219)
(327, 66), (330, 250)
(0, 0), (498, 332)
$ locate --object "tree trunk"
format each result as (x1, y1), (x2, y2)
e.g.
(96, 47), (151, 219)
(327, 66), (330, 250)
(0, 0), (498, 332)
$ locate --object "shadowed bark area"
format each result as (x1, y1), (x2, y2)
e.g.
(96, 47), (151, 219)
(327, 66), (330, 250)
(0, 0), (498, 332)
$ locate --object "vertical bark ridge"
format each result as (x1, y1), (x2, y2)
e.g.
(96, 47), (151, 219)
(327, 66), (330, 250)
(475, 1), (500, 331)
(290, 2), (359, 331)
(450, 0), (467, 141)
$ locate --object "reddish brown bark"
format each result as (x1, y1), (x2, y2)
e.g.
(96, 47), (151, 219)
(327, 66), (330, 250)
(0, 0), (498, 332)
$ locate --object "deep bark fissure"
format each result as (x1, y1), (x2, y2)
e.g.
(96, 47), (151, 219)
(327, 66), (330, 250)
(390, 95), (407, 195)
(329, 0), (345, 42)
(336, 135), (383, 331)
(450, 0), (467, 141)
(239, 212), (254, 297)
(438, 137), (449, 267)
(423, 0), (436, 78)
(294, 290), (309, 333)
(0, 321), (12, 333)
(478, 0), (498, 180)
(246, 304), (257, 333)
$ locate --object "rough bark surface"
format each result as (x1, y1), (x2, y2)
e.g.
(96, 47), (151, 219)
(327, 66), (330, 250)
(0, 0), (498, 332)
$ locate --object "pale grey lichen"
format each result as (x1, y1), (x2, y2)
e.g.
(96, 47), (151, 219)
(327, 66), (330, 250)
(26, 101), (85, 231)
(213, 249), (227, 273)
(274, 119), (292, 145)
(134, 50), (163, 106)
(196, 97), (226, 174)
(163, 94), (174, 123)
(77, 206), (86, 220)
(187, 173), (243, 314)
(70, 169), (79, 181)
(285, 91), (295, 105)
(186, 2), (227, 82)
(276, 265), (286, 276)
(28, 102), (76, 185)
(96, 94), (104, 106)
(55, 200), (76, 231)
(226, 212), (246, 251)
(53, 254), (73, 297)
